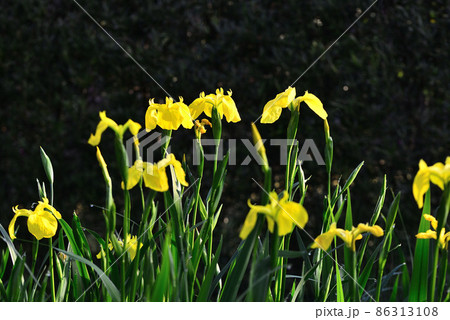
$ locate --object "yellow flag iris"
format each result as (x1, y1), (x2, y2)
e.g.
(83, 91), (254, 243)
(9, 198), (62, 240)
(412, 157), (450, 208)
(121, 153), (188, 192)
(261, 87), (327, 123)
(416, 214), (450, 250)
(311, 222), (384, 251)
(96, 234), (143, 261)
(145, 97), (194, 131)
(239, 191), (308, 239)
(88, 111), (141, 146)
(189, 88), (241, 123)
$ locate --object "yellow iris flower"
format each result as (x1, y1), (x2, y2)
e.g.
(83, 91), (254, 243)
(189, 88), (241, 123)
(260, 87), (327, 123)
(194, 119), (212, 138)
(88, 111), (141, 146)
(145, 97), (194, 131)
(239, 191), (308, 239)
(311, 222), (384, 251)
(121, 153), (188, 192)
(9, 198), (62, 240)
(96, 234), (143, 261)
(412, 157), (450, 208)
(416, 214), (450, 250)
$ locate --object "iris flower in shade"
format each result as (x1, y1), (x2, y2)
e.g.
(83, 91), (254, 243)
(122, 153), (188, 192)
(412, 157), (450, 208)
(88, 111), (141, 146)
(96, 234), (143, 261)
(189, 88), (241, 123)
(311, 222), (384, 251)
(145, 97), (194, 131)
(239, 191), (308, 239)
(9, 198), (62, 240)
(194, 119), (212, 138)
(416, 214), (450, 250)
(260, 87), (327, 123)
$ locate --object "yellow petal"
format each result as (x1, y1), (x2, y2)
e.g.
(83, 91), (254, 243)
(423, 214), (438, 230)
(37, 198), (62, 220)
(356, 223), (384, 237)
(311, 223), (337, 251)
(335, 229), (353, 248)
(189, 92), (210, 120)
(88, 111), (119, 146)
(276, 201), (308, 236)
(239, 208), (258, 239)
(125, 235), (142, 261)
(222, 94), (241, 123)
(143, 163), (169, 192)
(416, 229), (437, 240)
(295, 91), (327, 119)
(145, 105), (158, 131)
(412, 160), (430, 209)
(168, 154), (189, 187)
(266, 215), (275, 234)
(125, 119), (142, 136)
(27, 209), (59, 240)
(261, 87), (296, 124)
(429, 162), (445, 190)
(9, 207), (32, 240)
(122, 160), (144, 190)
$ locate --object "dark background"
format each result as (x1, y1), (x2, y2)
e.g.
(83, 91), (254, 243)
(1, 0), (449, 255)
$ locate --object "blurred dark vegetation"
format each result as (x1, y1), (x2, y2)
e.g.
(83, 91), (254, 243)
(1, 0), (449, 258)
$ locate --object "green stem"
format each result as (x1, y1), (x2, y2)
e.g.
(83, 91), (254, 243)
(430, 242), (440, 301)
(352, 250), (358, 302)
(430, 185), (450, 301)
(28, 240), (39, 294)
(437, 250), (448, 301)
(48, 238), (56, 302)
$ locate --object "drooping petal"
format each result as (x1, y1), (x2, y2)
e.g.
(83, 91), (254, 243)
(311, 223), (337, 251)
(423, 214), (438, 231)
(429, 162), (445, 190)
(125, 235), (142, 261)
(412, 160), (430, 209)
(276, 201), (308, 236)
(266, 215), (276, 233)
(145, 102), (159, 131)
(356, 223), (384, 237)
(168, 154), (189, 187)
(37, 198), (62, 220)
(125, 119), (142, 136)
(142, 163), (169, 192)
(239, 208), (258, 239)
(121, 160), (144, 190)
(295, 91), (327, 119)
(27, 209), (59, 240)
(222, 91), (241, 123)
(8, 207), (32, 240)
(416, 229), (437, 240)
(261, 87), (296, 124)
(88, 111), (120, 146)
(189, 92), (209, 120)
